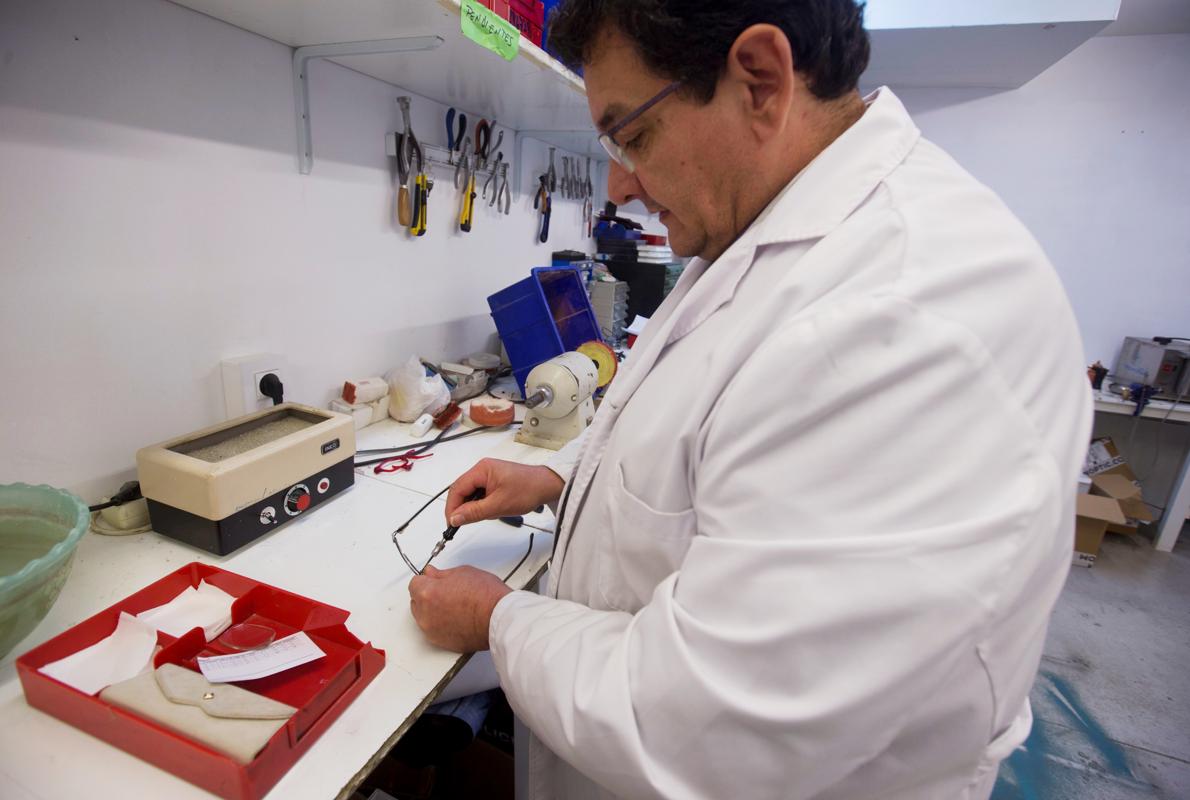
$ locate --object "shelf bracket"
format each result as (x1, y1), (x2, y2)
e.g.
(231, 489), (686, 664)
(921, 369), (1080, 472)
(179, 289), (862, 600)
(293, 36), (444, 174)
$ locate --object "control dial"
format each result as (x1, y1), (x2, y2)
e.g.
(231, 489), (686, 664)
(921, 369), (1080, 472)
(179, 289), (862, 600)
(283, 484), (311, 516)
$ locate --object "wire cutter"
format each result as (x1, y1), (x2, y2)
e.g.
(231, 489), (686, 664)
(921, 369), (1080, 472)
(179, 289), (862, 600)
(474, 119), (492, 171)
(547, 147), (557, 192)
(445, 108), (466, 166)
(425, 489), (486, 568)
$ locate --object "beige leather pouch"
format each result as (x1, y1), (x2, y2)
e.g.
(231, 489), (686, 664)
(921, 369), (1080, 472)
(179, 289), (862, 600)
(100, 663), (296, 764)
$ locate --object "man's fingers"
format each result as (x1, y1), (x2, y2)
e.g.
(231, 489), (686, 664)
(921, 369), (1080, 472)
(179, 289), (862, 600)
(445, 473), (482, 518)
(422, 564), (442, 577)
(445, 462), (493, 519)
(449, 497), (491, 526)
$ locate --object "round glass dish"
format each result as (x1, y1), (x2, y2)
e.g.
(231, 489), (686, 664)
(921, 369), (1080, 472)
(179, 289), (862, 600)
(0, 483), (89, 660)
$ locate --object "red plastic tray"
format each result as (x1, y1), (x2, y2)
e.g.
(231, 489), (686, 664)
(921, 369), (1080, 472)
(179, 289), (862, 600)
(15, 563), (385, 800)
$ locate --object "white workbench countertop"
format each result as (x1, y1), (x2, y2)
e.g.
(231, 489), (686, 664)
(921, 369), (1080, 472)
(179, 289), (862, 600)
(0, 412), (555, 800)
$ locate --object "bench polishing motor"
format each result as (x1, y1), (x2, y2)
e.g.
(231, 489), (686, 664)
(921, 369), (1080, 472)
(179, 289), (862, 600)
(515, 343), (617, 450)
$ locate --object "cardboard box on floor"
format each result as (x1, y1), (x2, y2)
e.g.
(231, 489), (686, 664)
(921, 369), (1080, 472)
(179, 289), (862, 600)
(1084, 437), (1155, 534)
(1074, 494), (1127, 567)
(1091, 473), (1155, 532)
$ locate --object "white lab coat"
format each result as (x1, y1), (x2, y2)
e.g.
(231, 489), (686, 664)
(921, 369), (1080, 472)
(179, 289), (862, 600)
(489, 88), (1092, 800)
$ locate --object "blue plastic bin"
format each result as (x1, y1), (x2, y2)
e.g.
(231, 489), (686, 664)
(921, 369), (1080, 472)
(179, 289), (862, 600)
(541, 0), (564, 63)
(488, 267), (603, 393)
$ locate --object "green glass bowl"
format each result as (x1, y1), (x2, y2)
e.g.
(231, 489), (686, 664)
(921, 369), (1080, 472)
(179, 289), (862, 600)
(0, 483), (89, 660)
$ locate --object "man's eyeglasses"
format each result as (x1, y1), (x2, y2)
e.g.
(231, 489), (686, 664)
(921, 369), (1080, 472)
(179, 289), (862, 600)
(598, 81), (682, 173)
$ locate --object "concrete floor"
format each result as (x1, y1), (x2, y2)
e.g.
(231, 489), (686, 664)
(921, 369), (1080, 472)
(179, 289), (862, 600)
(993, 523), (1190, 800)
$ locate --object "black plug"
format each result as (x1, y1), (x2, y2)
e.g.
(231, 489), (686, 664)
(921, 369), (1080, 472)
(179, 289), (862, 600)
(88, 480), (142, 512)
(259, 373), (284, 405)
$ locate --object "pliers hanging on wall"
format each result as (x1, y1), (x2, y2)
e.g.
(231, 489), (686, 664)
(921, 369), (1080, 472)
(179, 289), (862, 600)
(454, 135), (472, 190)
(474, 119), (492, 172)
(445, 108), (466, 166)
(483, 151), (504, 204)
(395, 134), (412, 228)
(534, 174), (552, 243)
(497, 162), (511, 215)
(396, 96), (415, 228)
(489, 128), (504, 170)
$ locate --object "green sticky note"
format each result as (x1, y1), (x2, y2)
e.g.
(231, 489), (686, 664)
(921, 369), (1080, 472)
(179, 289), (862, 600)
(460, 0), (520, 62)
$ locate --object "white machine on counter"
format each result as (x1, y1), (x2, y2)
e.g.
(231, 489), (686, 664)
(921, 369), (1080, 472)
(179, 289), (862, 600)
(515, 344), (617, 450)
(1113, 337), (1190, 400)
(136, 403), (356, 555)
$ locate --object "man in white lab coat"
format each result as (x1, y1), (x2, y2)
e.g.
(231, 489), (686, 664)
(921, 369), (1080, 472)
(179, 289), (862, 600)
(408, 1), (1092, 797)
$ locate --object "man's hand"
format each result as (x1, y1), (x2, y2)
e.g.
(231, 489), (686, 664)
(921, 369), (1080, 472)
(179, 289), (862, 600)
(445, 458), (564, 527)
(408, 565), (512, 652)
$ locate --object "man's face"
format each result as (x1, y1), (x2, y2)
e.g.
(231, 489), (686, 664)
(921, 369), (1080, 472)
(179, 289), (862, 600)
(584, 28), (743, 260)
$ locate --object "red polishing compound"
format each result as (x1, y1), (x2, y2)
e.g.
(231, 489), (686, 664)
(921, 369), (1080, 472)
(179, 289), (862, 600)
(432, 402), (462, 429)
(469, 398), (516, 427)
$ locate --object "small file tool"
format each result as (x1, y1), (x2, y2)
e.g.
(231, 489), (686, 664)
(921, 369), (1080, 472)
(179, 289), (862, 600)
(424, 489), (485, 569)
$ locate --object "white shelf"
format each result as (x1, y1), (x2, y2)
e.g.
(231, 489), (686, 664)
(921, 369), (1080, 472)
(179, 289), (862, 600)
(863, 19), (1114, 90)
(170, 0), (603, 172)
(862, 0), (1119, 90)
(1094, 389), (1190, 424)
(167, 0), (1118, 174)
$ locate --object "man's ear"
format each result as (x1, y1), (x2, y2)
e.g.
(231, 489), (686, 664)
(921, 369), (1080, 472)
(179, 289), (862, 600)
(723, 24), (796, 141)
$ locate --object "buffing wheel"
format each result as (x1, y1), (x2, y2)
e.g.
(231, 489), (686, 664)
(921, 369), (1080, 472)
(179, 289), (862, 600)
(577, 341), (618, 388)
(469, 398), (516, 427)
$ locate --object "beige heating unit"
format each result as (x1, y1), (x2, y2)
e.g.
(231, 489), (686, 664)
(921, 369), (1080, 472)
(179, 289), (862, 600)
(136, 403), (356, 555)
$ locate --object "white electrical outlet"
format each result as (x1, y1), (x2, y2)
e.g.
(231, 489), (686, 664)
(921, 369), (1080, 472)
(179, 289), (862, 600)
(253, 369), (285, 401)
(221, 354), (287, 419)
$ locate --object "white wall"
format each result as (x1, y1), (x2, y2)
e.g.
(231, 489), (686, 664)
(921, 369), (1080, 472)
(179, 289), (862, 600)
(895, 33), (1190, 368)
(3, 3), (1185, 506)
(865, 0), (1120, 30)
(896, 33), (1190, 508)
(0, 0), (607, 501)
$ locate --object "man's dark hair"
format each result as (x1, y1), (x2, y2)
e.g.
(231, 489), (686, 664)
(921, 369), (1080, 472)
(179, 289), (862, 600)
(548, 0), (869, 103)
